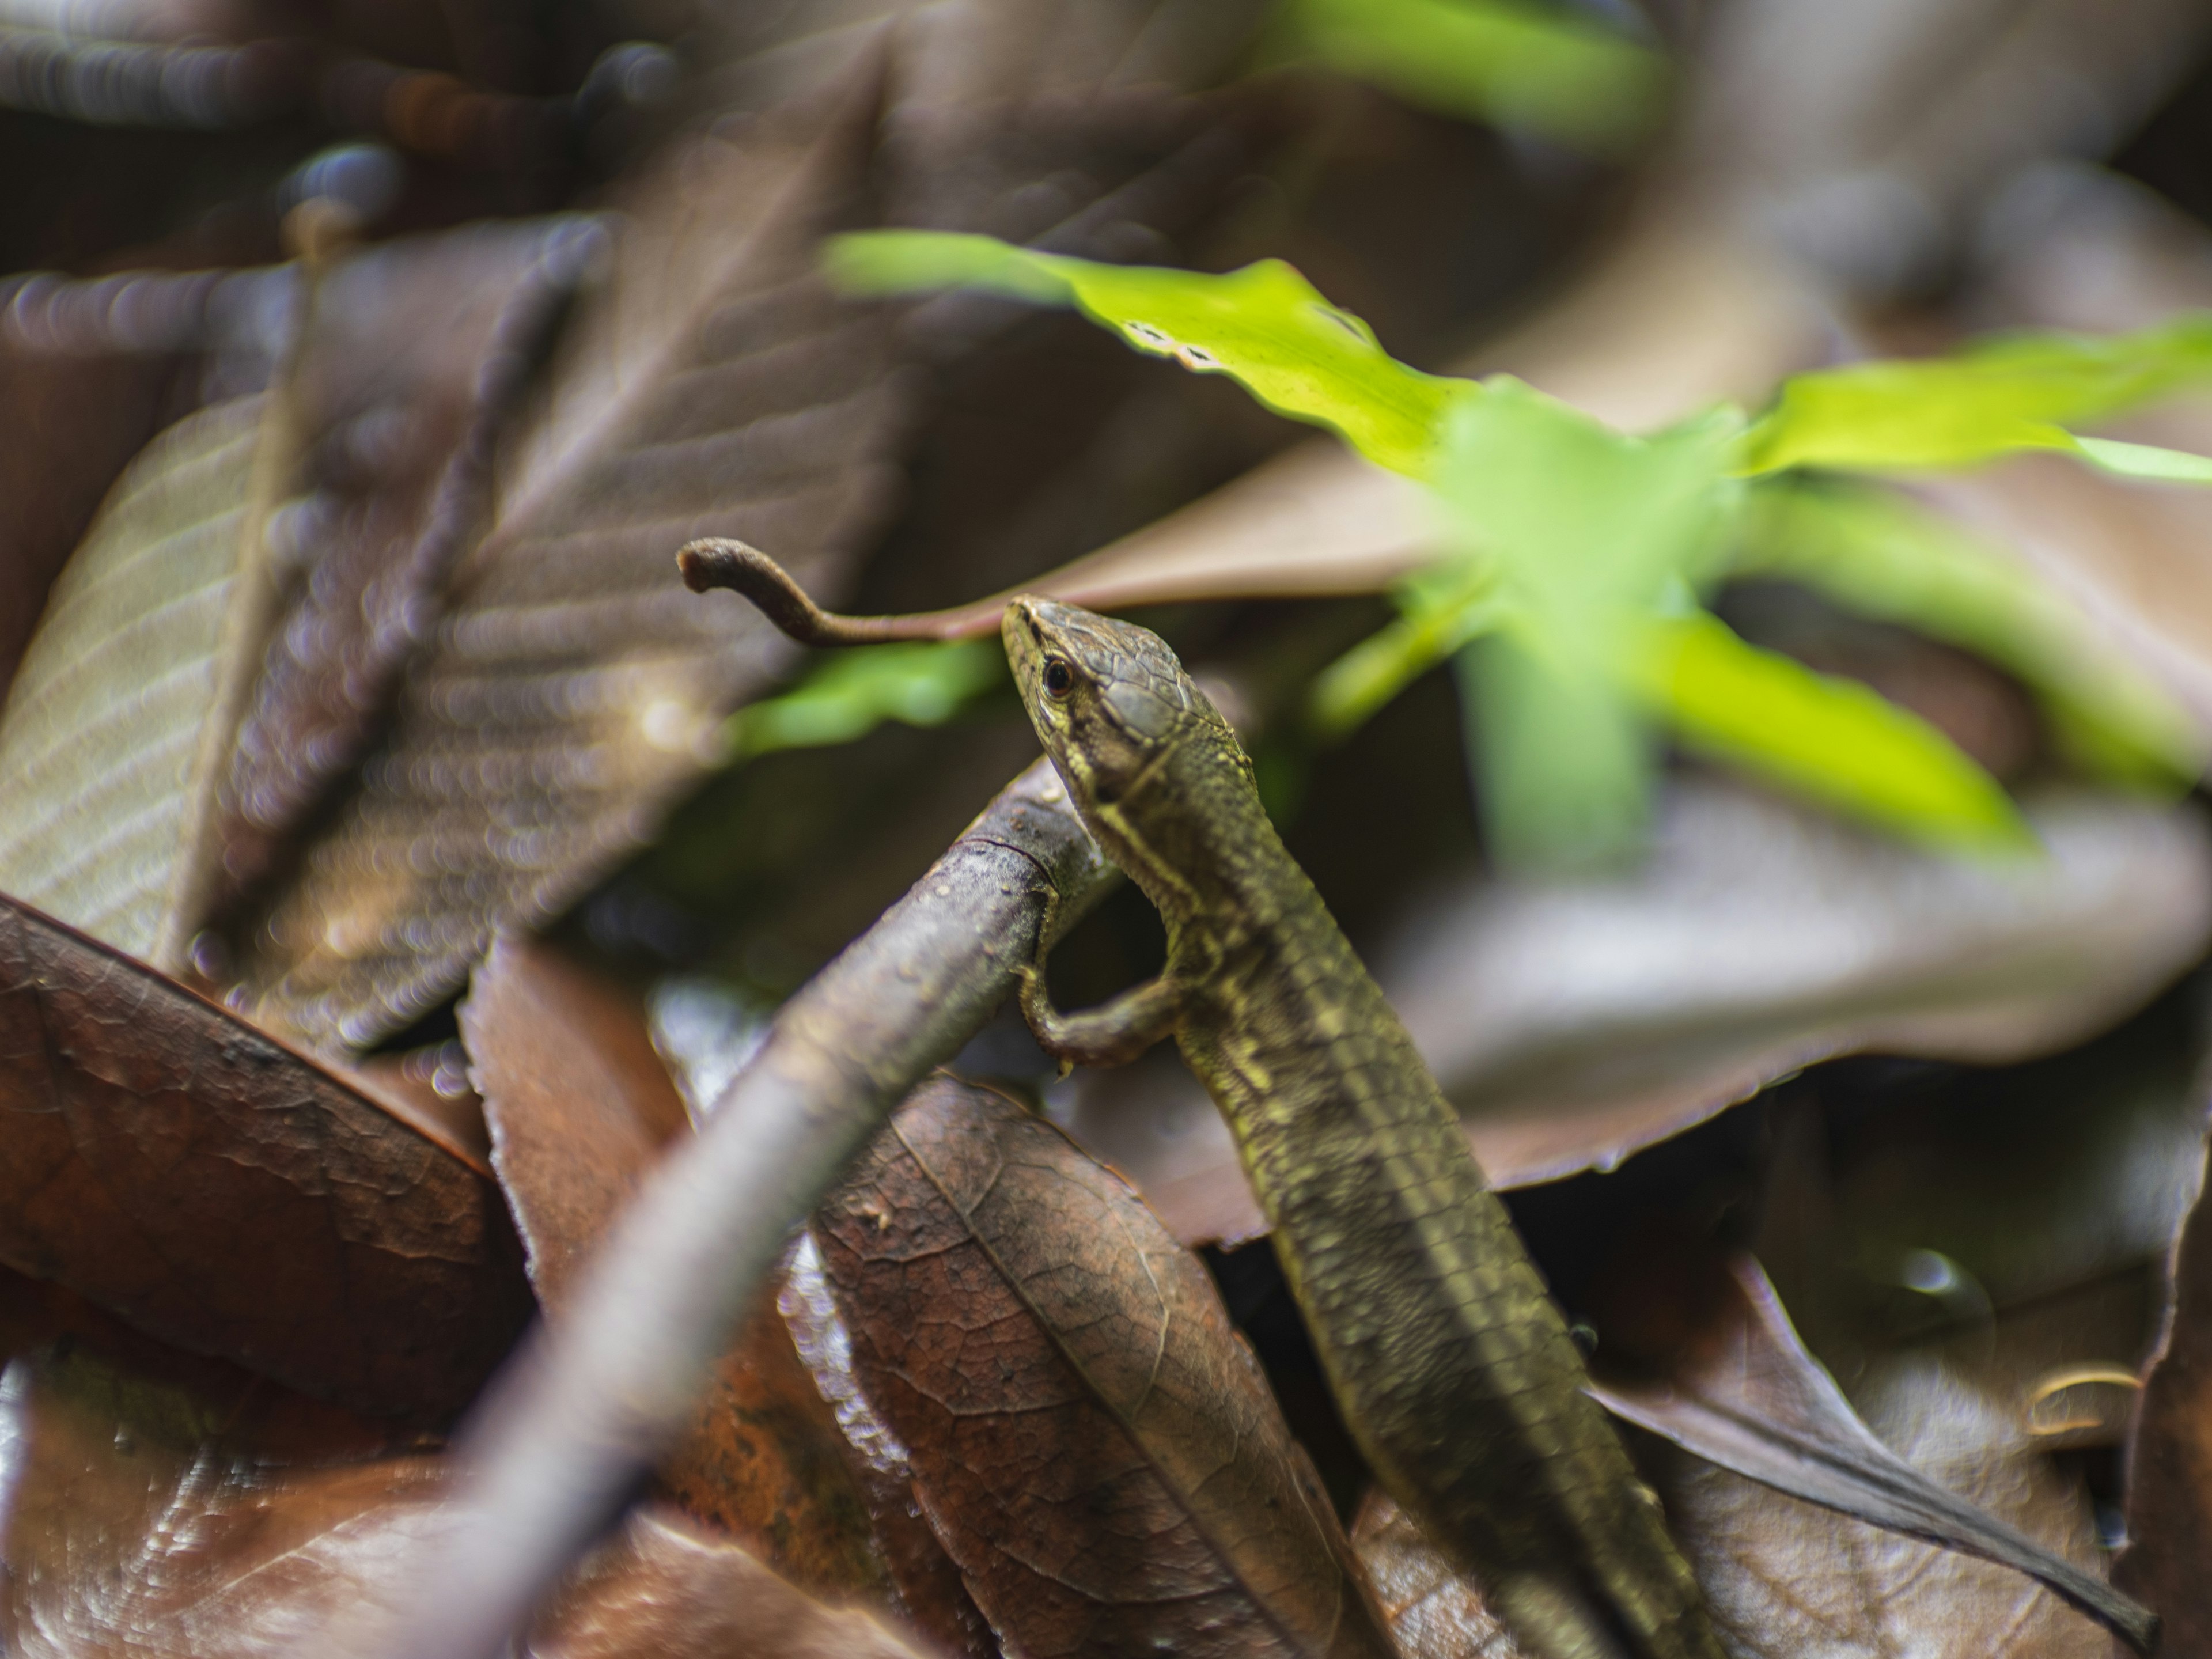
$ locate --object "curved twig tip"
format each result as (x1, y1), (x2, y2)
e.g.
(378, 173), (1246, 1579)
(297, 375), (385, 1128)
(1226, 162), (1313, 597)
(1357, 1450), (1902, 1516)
(675, 538), (1006, 646)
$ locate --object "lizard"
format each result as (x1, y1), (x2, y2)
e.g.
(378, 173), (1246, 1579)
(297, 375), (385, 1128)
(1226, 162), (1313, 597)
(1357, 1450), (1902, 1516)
(678, 539), (1722, 1659)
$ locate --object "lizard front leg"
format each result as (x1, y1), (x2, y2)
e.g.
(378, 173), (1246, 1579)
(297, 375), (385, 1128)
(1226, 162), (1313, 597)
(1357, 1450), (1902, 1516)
(1018, 961), (1187, 1070)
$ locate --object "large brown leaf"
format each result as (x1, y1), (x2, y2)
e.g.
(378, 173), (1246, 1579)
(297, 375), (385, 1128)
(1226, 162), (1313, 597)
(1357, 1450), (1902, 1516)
(0, 1331), (929, 1659)
(816, 1074), (1395, 1659)
(0, 393), (272, 968)
(214, 221), (595, 909)
(232, 58), (910, 1048)
(0, 891), (531, 1421)
(459, 934), (885, 1600)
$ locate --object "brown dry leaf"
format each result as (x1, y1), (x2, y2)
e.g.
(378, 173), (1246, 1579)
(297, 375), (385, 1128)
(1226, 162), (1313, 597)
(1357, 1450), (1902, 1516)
(1588, 1255), (2150, 1650)
(2113, 1103), (2212, 1650)
(816, 1074), (1395, 1659)
(527, 1506), (935, 1659)
(0, 328), (182, 696)
(0, 392), (274, 968)
(233, 57), (911, 1049)
(0, 1330), (927, 1659)
(1066, 782), (2212, 1245)
(1653, 1353), (2118, 1659)
(1349, 1492), (1525, 1659)
(0, 891), (531, 1421)
(214, 220), (595, 908)
(782, 1229), (1002, 1659)
(0, 1342), (453, 1658)
(460, 934), (884, 1600)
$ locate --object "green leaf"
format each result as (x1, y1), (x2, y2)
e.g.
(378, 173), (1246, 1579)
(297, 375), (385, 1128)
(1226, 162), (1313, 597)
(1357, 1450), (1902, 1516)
(727, 641), (1005, 759)
(1308, 557), (1506, 740)
(1273, 0), (1668, 153)
(1737, 315), (2212, 476)
(1626, 612), (2036, 853)
(1429, 384), (1740, 865)
(2071, 434), (2212, 483)
(1731, 481), (2203, 790)
(824, 232), (1474, 476)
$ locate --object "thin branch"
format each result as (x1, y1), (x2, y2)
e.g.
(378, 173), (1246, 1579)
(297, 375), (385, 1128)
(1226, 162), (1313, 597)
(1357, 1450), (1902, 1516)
(347, 756), (1116, 1659)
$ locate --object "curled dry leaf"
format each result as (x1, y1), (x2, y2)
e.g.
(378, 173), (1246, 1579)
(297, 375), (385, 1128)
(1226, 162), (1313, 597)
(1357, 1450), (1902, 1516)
(817, 1074), (1395, 1659)
(1066, 782), (2212, 1244)
(1349, 1492), (1524, 1659)
(0, 1340), (453, 1658)
(214, 219), (597, 908)
(233, 55), (912, 1048)
(1588, 1254), (2153, 1651)
(2114, 1100), (2212, 1650)
(1650, 1353), (2119, 1659)
(0, 1330), (921, 1659)
(0, 393), (271, 968)
(460, 934), (882, 1599)
(0, 891), (531, 1422)
(525, 1506), (936, 1659)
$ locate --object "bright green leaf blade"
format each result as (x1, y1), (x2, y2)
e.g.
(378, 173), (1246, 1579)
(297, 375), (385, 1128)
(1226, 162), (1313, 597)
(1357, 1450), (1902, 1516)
(819, 230), (1075, 306)
(0, 396), (266, 963)
(2071, 434), (2212, 483)
(1309, 558), (1507, 740)
(825, 232), (1474, 476)
(1463, 630), (1650, 868)
(1737, 315), (2212, 476)
(1732, 480), (2203, 790)
(1627, 612), (2035, 853)
(728, 640), (1005, 759)
(1428, 384), (1738, 866)
(1274, 0), (1667, 153)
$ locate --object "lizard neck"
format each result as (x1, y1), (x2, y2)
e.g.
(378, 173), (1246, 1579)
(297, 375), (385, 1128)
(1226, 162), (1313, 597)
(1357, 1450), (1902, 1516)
(1073, 726), (1300, 945)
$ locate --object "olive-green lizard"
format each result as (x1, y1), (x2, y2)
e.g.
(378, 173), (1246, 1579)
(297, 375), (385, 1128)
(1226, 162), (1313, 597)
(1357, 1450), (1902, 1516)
(679, 541), (1721, 1659)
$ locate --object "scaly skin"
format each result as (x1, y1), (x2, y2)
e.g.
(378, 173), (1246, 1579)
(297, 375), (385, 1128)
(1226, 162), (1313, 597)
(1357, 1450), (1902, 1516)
(1003, 596), (1719, 1659)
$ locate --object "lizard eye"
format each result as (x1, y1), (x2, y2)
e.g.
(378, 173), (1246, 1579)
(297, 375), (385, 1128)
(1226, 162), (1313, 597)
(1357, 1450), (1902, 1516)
(1041, 658), (1075, 699)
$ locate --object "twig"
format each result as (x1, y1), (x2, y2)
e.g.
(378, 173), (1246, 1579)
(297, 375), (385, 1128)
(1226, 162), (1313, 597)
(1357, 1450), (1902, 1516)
(349, 757), (1117, 1659)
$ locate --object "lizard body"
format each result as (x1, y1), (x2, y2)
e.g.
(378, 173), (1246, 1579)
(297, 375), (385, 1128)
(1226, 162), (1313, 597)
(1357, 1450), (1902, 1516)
(1001, 597), (1719, 1659)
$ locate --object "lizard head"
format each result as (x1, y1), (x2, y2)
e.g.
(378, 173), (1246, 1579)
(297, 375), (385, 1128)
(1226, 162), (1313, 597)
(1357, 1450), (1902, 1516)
(1003, 596), (1240, 808)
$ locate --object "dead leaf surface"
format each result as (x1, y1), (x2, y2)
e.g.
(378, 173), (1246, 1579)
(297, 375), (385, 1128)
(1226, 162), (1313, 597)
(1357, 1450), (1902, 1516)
(0, 1341), (453, 1658)
(1066, 782), (2212, 1244)
(1349, 1493), (1524, 1659)
(0, 891), (531, 1421)
(461, 934), (884, 1599)
(1653, 1354), (2117, 1659)
(782, 1228), (1001, 1659)
(0, 395), (267, 965)
(215, 220), (595, 908)
(2114, 1101), (2212, 1650)
(0, 1331), (919, 1659)
(234, 62), (911, 1048)
(817, 1074), (1394, 1659)
(1588, 1255), (2150, 1650)
(526, 1506), (935, 1659)
(0, 331), (183, 698)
